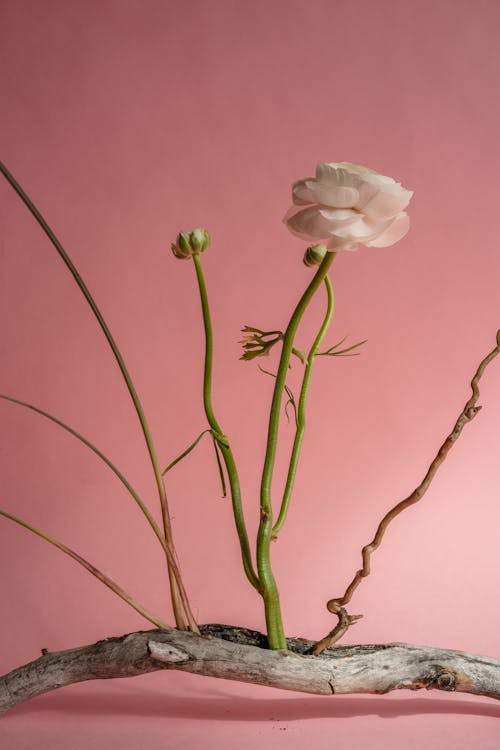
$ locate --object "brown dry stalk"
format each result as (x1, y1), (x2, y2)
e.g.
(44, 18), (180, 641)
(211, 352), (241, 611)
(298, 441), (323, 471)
(0, 508), (171, 631)
(0, 160), (198, 635)
(314, 330), (500, 656)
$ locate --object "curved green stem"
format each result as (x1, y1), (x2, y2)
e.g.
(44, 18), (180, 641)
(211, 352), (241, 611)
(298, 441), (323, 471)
(258, 252), (336, 649)
(273, 275), (334, 535)
(0, 160), (196, 632)
(192, 254), (260, 591)
(0, 508), (171, 630)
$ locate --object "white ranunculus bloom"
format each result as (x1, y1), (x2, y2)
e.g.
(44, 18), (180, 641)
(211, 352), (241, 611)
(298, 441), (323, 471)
(284, 162), (413, 251)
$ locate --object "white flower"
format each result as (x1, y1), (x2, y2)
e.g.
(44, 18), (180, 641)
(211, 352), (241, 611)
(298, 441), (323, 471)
(284, 162), (413, 251)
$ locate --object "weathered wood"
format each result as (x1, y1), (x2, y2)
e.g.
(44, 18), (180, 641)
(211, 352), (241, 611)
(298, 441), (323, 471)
(1, 625), (499, 713)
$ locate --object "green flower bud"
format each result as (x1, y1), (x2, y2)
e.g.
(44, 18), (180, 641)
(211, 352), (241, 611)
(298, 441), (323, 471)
(171, 228), (210, 259)
(303, 243), (327, 267)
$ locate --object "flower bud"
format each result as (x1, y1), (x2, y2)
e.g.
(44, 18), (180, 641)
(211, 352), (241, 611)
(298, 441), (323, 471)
(303, 244), (327, 267)
(171, 228), (210, 259)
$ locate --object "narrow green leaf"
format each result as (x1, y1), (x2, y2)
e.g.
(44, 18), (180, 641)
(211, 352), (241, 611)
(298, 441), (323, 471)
(291, 348), (307, 365)
(284, 385), (298, 425)
(239, 341), (261, 349)
(211, 436), (228, 498)
(328, 338), (368, 356)
(241, 325), (265, 334)
(318, 338), (368, 357)
(258, 364), (277, 379)
(323, 335), (348, 354)
(161, 430), (212, 475)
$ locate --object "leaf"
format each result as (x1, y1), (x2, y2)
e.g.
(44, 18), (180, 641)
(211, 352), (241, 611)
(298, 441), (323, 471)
(241, 325), (265, 334)
(257, 364), (277, 378)
(318, 338), (368, 357)
(284, 385), (298, 426)
(162, 430), (212, 475)
(211, 436), (227, 498)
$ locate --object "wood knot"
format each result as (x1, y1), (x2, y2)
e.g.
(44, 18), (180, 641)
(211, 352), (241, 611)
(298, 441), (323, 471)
(148, 641), (190, 664)
(465, 406), (481, 419)
(436, 671), (456, 691)
(424, 666), (456, 692)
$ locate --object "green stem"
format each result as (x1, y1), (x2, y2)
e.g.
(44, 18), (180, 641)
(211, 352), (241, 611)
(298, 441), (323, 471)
(258, 252), (336, 649)
(192, 254), (260, 591)
(273, 275), (334, 534)
(0, 508), (171, 630)
(0, 160), (196, 632)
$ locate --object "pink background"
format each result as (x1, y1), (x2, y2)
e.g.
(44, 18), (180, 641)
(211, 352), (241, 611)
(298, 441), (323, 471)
(1, 0), (500, 746)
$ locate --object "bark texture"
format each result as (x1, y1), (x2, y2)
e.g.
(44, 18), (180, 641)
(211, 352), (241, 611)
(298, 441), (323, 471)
(1, 625), (499, 714)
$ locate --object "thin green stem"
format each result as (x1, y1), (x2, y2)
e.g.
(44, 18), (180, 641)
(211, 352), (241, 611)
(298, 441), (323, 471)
(273, 275), (334, 535)
(192, 254), (260, 591)
(0, 160), (197, 632)
(258, 252), (336, 649)
(0, 508), (171, 630)
(0, 393), (166, 550)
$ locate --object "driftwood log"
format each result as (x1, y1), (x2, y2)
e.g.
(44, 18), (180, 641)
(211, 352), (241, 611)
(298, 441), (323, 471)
(1, 625), (499, 714)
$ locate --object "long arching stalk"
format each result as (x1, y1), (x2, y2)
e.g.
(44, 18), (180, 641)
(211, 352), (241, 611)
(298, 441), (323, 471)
(0, 160), (197, 631)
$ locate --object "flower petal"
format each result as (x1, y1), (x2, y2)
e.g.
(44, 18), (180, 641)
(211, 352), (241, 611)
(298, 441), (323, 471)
(316, 163), (361, 188)
(365, 212), (410, 247)
(285, 206), (338, 240)
(331, 162), (377, 177)
(297, 181), (359, 208)
(318, 208), (360, 224)
(291, 178), (315, 205)
(325, 236), (359, 251)
(357, 183), (413, 220)
(328, 215), (389, 241)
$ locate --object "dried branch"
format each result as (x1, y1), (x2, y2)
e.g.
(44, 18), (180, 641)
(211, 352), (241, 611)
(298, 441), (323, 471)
(1, 626), (499, 714)
(316, 330), (500, 654)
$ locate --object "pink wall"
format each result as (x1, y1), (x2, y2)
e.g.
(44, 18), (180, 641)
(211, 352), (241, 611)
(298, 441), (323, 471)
(1, 0), (499, 746)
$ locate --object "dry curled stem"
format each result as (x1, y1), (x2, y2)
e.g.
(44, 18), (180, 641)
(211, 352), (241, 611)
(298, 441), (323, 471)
(315, 330), (500, 655)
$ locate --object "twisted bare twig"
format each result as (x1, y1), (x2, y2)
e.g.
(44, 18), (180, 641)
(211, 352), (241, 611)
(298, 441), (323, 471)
(314, 330), (500, 655)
